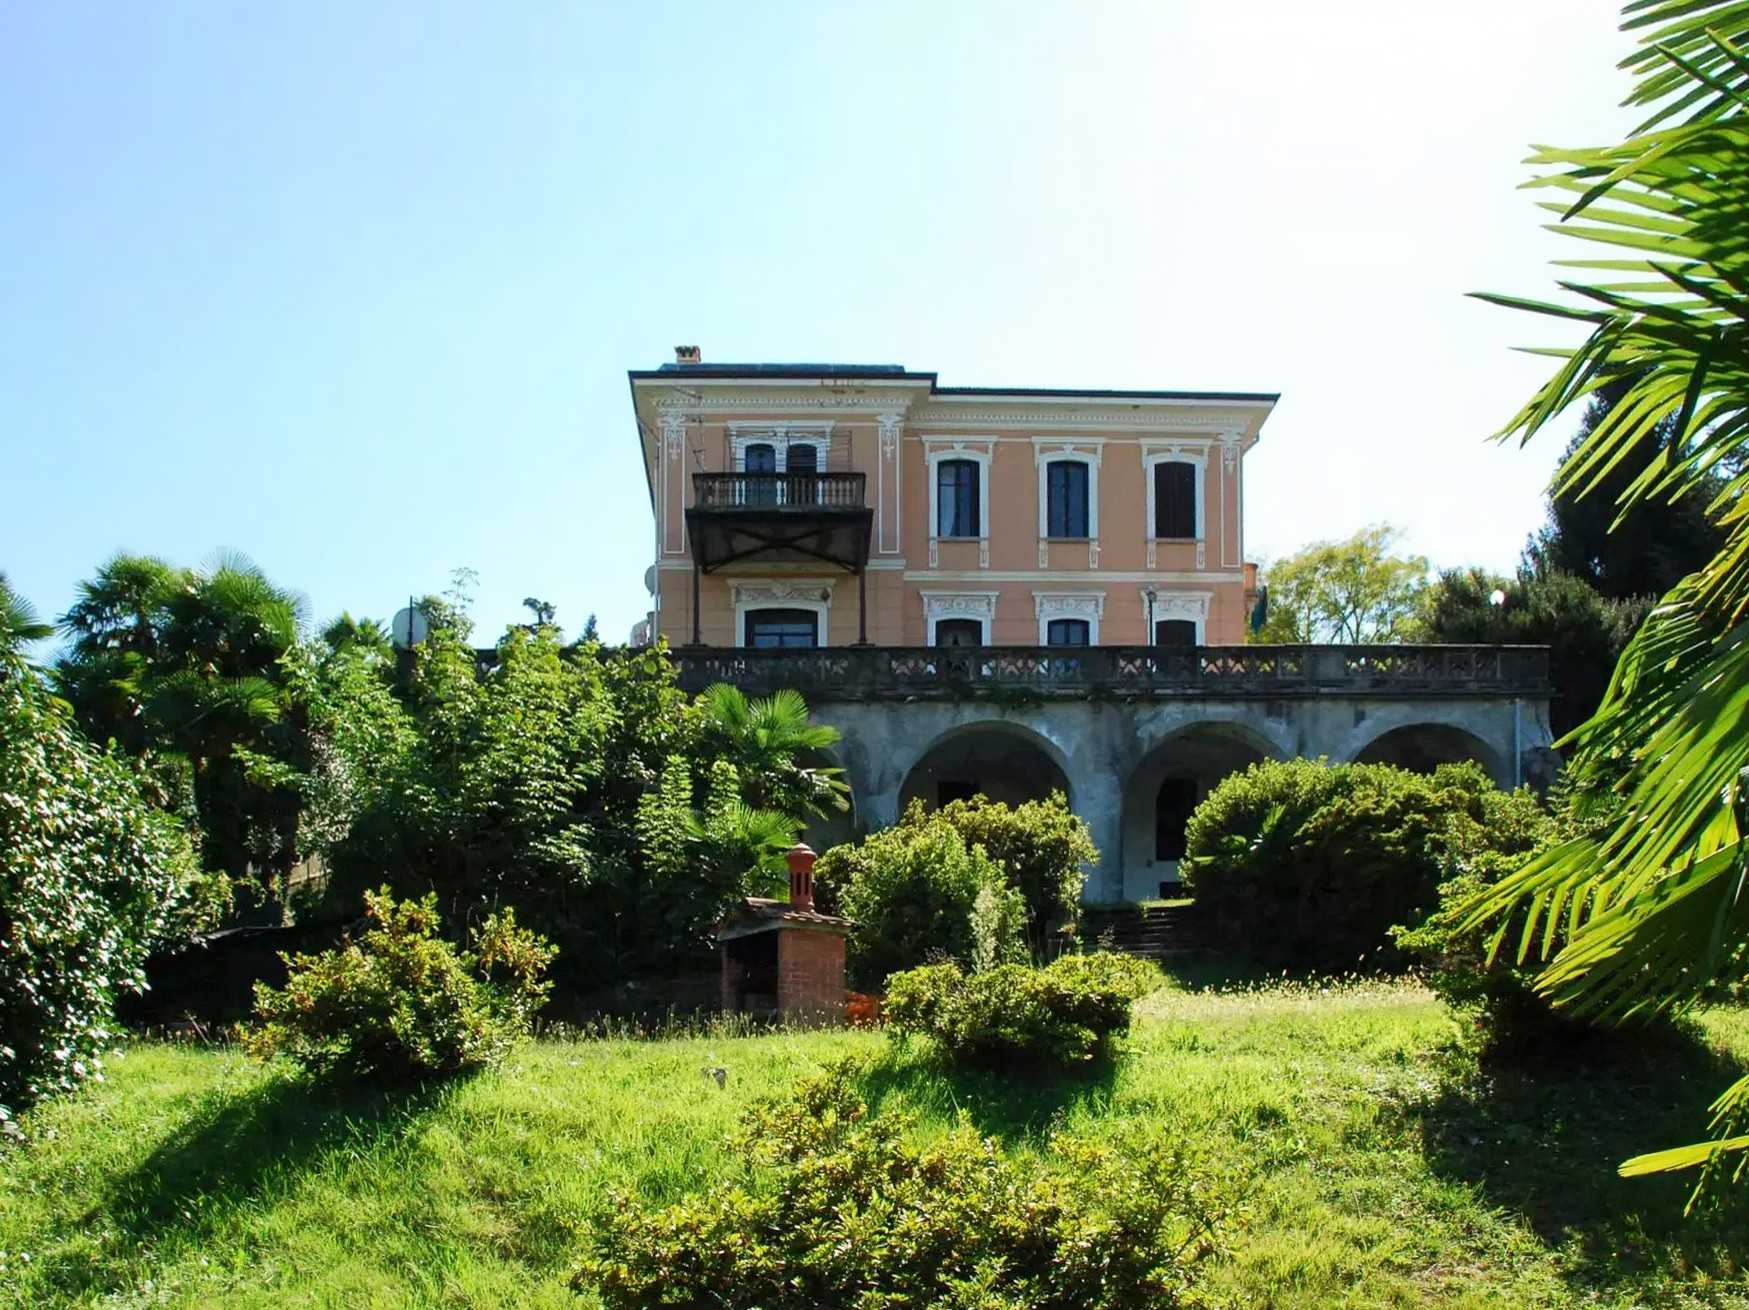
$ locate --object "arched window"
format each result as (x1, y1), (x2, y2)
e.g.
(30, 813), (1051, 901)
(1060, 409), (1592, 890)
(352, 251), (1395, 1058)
(935, 618), (983, 648)
(1046, 459), (1090, 538)
(937, 459), (980, 538)
(1154, 461), (1197, 538)
(1155, 777), (1198, 861)
(744, 608), (819, 649)
(1155, 619), (1198, 647)
(1046, 618), (1090, 647)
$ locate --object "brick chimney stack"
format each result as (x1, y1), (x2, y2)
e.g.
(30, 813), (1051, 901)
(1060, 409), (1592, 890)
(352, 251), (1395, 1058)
(675, 345), (701, 365)
(787, 842), (816, 911)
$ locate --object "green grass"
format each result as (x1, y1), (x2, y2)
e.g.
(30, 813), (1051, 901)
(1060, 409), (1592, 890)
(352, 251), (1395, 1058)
(3, 975), (1748, 1308)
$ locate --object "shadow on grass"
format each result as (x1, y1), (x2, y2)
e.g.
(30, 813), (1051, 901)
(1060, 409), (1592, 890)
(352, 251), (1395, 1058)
(852, 1043), (1122, 1145)
(1154, 952), (1405, 993)
(89, 1067), (463, 1251)
(1401, 1021), (1749, 1290)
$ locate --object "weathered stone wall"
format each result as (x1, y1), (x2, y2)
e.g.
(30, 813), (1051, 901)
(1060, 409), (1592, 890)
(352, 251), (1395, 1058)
(811, 694), (1556, 903)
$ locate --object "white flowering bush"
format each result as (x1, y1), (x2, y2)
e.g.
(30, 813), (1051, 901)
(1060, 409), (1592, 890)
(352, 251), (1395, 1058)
(0, 670), (220, 1117)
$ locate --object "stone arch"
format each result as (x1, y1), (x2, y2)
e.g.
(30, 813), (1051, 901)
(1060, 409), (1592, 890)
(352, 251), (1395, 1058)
(1342, 715), (1509, 787)
(1121, 720), (1286, 902)
(896, 720), (1074, 816)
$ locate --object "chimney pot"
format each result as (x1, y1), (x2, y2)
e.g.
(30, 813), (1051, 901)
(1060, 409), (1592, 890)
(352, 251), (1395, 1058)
(675, 345), (701, 365)
(786, 842), (817, 911)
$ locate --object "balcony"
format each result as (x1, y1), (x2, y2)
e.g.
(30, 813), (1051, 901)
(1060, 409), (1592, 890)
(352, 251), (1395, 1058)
(685, 472), (872, 573)
(669, 644), (1552, 702)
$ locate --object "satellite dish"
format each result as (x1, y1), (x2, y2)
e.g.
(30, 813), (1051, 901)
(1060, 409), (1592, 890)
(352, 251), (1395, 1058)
(391, 606), (431, 649)
(643, 565), (657, 595)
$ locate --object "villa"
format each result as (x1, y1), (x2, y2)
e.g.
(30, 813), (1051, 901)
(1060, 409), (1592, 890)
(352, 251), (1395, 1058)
(629, 349), (1553, 901)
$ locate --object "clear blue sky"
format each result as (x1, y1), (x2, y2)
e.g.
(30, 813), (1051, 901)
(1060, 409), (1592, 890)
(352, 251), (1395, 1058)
(2, 1), (1632, 644)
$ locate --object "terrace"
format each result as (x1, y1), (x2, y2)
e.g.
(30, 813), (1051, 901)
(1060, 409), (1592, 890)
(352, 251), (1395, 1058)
(668, 643), (1552, 702)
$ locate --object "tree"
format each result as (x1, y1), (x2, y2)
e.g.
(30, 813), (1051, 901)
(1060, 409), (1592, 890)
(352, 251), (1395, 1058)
(1252, 523), (1429, 644)
(521, 597), (558, 629)
(0, 573), (52, 659)
(1525, 380), (1726, 600)
(1412, 567), (1648, 739)
(1464, 0), (1749, 1192)
(325, 624), (840, 987)
(697, 683), (850, 821)
(55, 552), (319, 910)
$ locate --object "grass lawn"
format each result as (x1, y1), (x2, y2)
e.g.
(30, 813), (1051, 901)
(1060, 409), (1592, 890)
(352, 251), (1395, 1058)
(3, 970), (1747, 1308)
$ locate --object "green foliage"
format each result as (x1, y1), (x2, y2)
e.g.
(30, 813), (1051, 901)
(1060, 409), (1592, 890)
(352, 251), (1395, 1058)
(0, 572), (52, 661)
(1411, 566), (1650, 739)
(247, 887), (555, 1082)
(0, 667), (220, 1116)
(1391, 786), (1595, 1057)
(326, 627), (831, 989)
(819, 803), (1022, 988)
(54, 551), (320, 907)
(1524, 380), (1727, 602)
(1252, 522), (1428, 644)
(697, 682), (849, 821)
(885, 952), (1158, 1068)
(1468, 0), (1749, 1187)
(577, 1059), (1224, 1308)
(931, 790), (1094, 950)
(1183, 759), (1544, 969)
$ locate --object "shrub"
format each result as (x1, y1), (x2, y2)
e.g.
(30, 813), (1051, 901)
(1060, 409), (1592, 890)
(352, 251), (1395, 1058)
(1182, 758), (1543, 969)
(577, 1060), (1226, 1309)
(1392, 774), (1638, 1058)
(247, 887), (555, 1082)
(931, 791), (1095, 948)
(884, 951), (1158, 1067)
(822, 817), (1021, 988)
(1, 671), (221, 1119)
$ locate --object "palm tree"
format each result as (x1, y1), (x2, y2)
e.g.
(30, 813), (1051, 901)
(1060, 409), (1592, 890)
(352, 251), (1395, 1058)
(698, 682), (849, 819)
(0, 572), (52, 665)
(1464, 0), (1749, 1190)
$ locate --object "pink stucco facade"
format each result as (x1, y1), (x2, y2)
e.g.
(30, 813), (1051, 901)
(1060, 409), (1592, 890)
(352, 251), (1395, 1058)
(629, 357), (1275, 649)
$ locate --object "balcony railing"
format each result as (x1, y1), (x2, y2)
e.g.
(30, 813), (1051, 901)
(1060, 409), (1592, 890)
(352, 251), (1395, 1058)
(692, 472), (867, 510)
(669, 644), (1552, 701)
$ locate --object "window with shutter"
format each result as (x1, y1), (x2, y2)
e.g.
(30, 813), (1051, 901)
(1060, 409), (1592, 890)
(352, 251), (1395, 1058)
(1154, 462), (1197, 538)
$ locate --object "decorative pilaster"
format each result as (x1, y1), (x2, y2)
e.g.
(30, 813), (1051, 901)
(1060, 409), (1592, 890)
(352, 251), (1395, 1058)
(660, 411), (687, 555)
(877, 413), (903, 554)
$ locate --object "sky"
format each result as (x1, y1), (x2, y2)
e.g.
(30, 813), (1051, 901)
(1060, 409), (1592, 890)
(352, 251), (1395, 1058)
(1, 1), (1638, 645)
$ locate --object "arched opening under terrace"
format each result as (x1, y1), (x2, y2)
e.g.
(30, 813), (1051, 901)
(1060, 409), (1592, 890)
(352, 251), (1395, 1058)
(1120, 722), (1282, 902)
(896, 721), (1073, 817)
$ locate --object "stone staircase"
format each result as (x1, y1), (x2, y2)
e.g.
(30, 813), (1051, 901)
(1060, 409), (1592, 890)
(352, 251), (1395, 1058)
(1077, 903), (1201, 961)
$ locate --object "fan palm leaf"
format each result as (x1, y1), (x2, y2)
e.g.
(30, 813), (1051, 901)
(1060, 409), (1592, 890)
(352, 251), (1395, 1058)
(0, 571), (52, 660)
(1463, 0), (1749, 1192)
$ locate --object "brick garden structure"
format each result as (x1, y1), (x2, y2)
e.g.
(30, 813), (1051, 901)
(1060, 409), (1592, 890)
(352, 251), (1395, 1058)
(717, 843), (850, 1022)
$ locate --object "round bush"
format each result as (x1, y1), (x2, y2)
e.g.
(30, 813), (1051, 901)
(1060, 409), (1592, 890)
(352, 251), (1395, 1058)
(1181, 758), (1537, 969)
(818, 815), (1021, 989)
(246, 886), (556, 1082)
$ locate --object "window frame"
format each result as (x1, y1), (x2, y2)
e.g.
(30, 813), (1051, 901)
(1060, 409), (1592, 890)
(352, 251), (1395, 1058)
(1033, 446), (1100, 544)
(743, 607), (821, 649)
(1144, 451), (1204, 543)
(1043, 458), (1092, 539)
(1045, 618), (1091, 647)
(934, 457), (983, 539)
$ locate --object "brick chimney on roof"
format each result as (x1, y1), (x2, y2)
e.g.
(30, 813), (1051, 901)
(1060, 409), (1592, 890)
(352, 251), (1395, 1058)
(675, 345), (701, 365)
(787, 843), (816, 912)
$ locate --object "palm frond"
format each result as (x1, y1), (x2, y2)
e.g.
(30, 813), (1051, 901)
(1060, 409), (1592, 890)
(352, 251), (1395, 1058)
(1472, 1), (1749, 1187)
